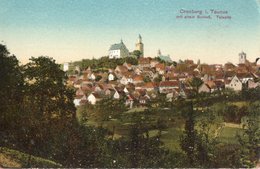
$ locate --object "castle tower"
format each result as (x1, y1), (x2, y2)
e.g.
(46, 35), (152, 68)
(135, 34), (144, 57)
(239, 51), (246, 64)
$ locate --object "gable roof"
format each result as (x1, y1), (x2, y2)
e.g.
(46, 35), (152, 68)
(159, 55), (172, 62)
(109, 41), (128, 51)
(155, 63), (165, 70)
(159, 81), (179, 87)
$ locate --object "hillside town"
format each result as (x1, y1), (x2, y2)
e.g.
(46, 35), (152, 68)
(65, 35), (260, 108)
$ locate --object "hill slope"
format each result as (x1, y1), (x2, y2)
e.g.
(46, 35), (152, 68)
(0, 147), (62, 168)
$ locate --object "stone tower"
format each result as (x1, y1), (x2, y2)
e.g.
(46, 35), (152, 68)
(239, 51), (246, 64)
(135, 34), (144, 57)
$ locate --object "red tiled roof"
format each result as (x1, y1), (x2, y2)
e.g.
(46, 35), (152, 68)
(116, 65), (128, 72)
(138, 57), (151, 64)
(155, 63), (165, 70)
(133, 75), (144, 81)
(143, 82), (156, 88)
(159, 81), (179, 87)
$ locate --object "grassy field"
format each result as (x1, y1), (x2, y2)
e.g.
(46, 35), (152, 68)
(81, 105), (245, 153)
(160, 127), (183, 152)
(217, 126), (244, 144)
(0, 147), (62, 168)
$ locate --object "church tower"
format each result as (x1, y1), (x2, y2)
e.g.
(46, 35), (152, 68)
(239, 51), (246, 64)
(135, 34), (144, 57)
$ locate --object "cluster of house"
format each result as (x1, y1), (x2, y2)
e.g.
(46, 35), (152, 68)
(67, 55), (260, 108)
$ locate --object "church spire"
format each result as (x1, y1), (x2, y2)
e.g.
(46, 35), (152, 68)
(138, 34), (142, 43)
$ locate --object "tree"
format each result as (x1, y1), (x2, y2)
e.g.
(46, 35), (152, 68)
(23, 56), (76, 159)
(125, 56), (138, 65)
(180, 102), (197, 166)
(0, 44), (24, 147)
(143, 76), (151, 83)
(189, 77), (203, 94)
(132, 50), (142, 59)
(94, 97), (127, 123)
(195, 109), (223, 167)
(237, 101), (260, 168)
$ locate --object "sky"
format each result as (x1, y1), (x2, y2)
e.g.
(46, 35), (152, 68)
(0, 0), (260, 64)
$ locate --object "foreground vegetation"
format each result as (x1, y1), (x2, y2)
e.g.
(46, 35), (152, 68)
(0, 44), (259, 168)
(0, 147), (62, 168)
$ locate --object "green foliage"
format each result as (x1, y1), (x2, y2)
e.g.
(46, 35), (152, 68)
(143, 76), (151, 83)
(106, 123), (185, 168)
(211, 103), (248, 123)
(213, 144), (241, 167)
(86, 97), (127, 123)
(180, 102), (223, 167)
(0, 147), (62, 168)
(132, 50), (142, 59)
(189, 77), (203, 94)
(237, 101), (260, 168)
(125, 56), (138, 65)
(75, 56), (138, 71)
(241, 87), (260, 101)
(180, 102), (197, 166)
(0, 44), (24, 133)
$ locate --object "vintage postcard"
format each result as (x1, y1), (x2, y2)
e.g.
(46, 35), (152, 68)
(0, 0), (259, 168)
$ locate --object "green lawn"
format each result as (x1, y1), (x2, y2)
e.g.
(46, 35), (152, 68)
(160, 127), (183, 152)
(218, 126), (244, 144)
(0, 147), (62, 168)
(229, 101), (249, 108)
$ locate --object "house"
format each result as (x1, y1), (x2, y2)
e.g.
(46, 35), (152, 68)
(120, 76), (128, 85)
(150, 60), (159, 68)
(93, 84), (104, 93)
(108, 73), (116, 81)
(123, 86), (135, 94)
(138, 57), (151, 68)
(73, 79), (82, 88)
(164, 72), (177, 81)
(88, 73), (96, 81)
(74, 94), (87, 106)
(104, 88), (115, 97)
(198, 83), (211, 93)
(224, 71), (236, 80)
(115, 65), (128, 74)
(113, 89), (125, 99)
(125, 94), (135, 108)
(213, 80), (225, 90)
(108, 40), (129, 59)
(155, 63), (165, 75)
(237, 72), (253, 83)
(133, 75), (144, 84)
(142, 82), (157, 91)
(247, 79), (260, 89)
(134, 67), (142, 75)
(159, 81), (179, 93)
(225, 75), (243, 91)
(76, 88), (85, 96)
(87, 93), (102, 105)
(139, 94), (151, 105)
(198, 81), (218, 93)
(123, 62), (133, 70)
(166, 90), (179, 102)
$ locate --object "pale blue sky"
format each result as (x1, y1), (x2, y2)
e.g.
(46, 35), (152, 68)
(0, 0), (260, 64)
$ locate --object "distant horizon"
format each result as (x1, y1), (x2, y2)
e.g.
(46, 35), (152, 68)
(1, 0), (260, 65)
